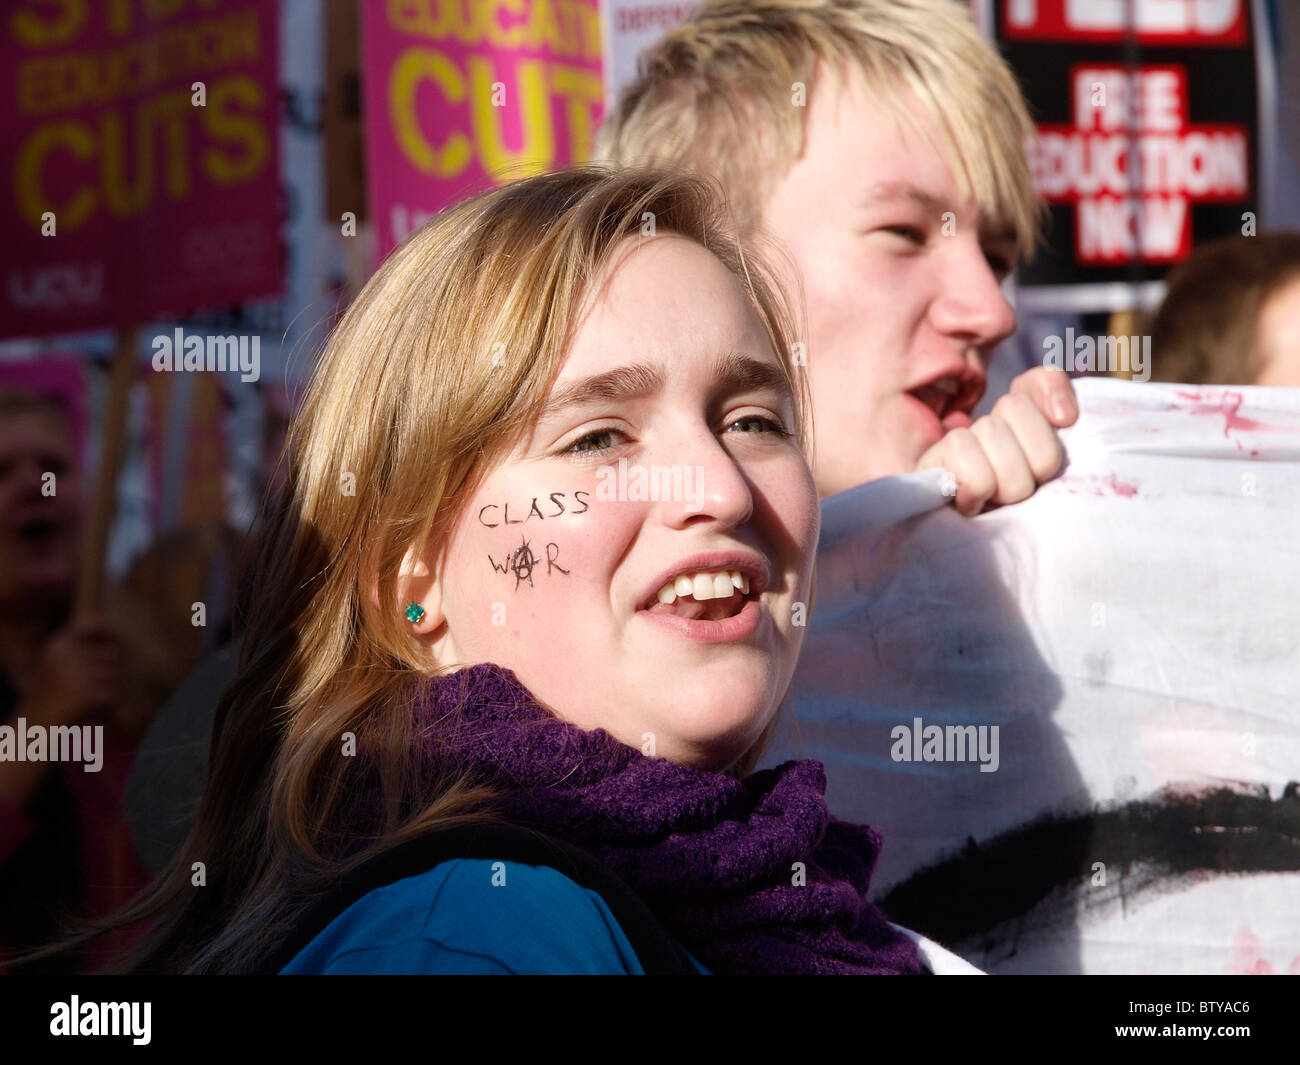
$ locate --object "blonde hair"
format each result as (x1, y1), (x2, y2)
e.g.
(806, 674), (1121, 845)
(12, 166), (810, 974)
(596, 0), (1044, 255)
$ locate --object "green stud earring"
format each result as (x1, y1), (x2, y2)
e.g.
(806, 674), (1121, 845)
(404, 602), (426, 624)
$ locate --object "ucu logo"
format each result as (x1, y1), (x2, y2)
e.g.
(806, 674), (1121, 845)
(8, 264), (103, 309)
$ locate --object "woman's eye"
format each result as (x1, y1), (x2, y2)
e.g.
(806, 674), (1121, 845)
(562, 415), (789, 457)
(563, 428), (621, 456)
(726, 415), (790, 437)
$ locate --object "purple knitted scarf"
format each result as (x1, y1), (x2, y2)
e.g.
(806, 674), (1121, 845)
(345, 662), (925, 975)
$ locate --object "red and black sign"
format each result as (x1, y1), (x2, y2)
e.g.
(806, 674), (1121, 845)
(995, 0), (1265, 296)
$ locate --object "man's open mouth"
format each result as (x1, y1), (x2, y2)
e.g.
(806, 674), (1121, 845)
(15, 518), (60, 546)
(908, 376), (963, 420)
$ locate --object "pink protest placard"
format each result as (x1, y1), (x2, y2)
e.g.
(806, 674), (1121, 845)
(362, 0), (605, 262)
(0, 1), (283, 340)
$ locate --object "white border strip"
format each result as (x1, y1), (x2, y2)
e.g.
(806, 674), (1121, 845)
(1016, 281), (1167, 315)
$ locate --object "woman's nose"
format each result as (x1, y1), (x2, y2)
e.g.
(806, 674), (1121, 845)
(635, 426), (754, 530)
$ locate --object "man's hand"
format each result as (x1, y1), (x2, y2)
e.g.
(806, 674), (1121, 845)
(22, 614), (124, 730)
(0, 614), (123, 810)
(917, 367), (1078, 516)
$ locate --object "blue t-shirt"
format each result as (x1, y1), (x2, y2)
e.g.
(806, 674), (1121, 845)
(280, 858), (711, 975)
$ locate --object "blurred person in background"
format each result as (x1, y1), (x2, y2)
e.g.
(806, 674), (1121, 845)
(123, 379), (296, 874)
(1147, 233), (1300, 387)
(0, 387), (150, 973)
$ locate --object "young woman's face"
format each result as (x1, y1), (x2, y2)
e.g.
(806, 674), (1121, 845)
(425, 234), (820, 772)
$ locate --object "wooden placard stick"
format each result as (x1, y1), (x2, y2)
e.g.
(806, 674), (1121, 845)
(75, 327), (138, 618)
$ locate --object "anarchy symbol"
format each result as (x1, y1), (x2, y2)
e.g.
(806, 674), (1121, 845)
(510, 536), (540, 589)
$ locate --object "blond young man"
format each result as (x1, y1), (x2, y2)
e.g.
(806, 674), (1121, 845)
(596, 0), (1077, 512)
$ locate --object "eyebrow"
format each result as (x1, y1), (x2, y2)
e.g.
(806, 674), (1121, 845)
(861, 180), (950, 218)
(539, 351), (791, 422)
(860, 180), (1018, 246)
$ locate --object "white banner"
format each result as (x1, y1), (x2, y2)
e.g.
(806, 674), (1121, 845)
(767, 378), (1300, 975)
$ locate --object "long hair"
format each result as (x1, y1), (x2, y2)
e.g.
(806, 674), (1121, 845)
(12, 166), (811, 974)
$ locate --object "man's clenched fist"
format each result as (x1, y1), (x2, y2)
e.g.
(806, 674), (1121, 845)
(917, 367), (1078, 516)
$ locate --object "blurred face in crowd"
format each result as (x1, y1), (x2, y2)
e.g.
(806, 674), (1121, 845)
(761, 65), (1020, 497)
(418, 234), (820, 772)
(1255, 277), (1300, 387)
(0, 409), (80, 606)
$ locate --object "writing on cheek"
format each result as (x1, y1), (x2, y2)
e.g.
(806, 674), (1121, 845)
(477, 490), (590, 528)
(546, 542), (568, 577)
(488, 534), (570, 589)
(508, 537), (538, 589)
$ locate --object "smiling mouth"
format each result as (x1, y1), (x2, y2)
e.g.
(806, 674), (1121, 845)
(643, 572), (756, 622)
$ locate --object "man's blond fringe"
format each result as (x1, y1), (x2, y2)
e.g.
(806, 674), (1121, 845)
(596, 0), (1044, 256)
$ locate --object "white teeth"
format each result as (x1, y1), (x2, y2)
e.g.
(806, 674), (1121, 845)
(932, 376), (960, 396)
(654, 569), (751, 606)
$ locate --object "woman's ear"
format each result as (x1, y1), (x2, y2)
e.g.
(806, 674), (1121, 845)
(371, 537), (462, 668)
(366, 539), (444, 636)
(394, 541), (445, 636)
